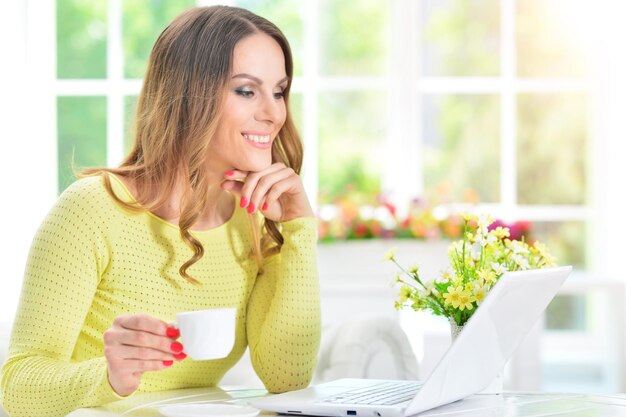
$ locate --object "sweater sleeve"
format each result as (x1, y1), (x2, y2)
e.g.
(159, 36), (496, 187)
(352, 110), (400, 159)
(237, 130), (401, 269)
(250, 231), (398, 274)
(0, 179), (123, 417)
(245, 217), (321, 393)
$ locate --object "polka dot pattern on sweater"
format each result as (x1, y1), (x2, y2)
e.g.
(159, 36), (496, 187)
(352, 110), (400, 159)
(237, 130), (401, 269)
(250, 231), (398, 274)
(0, 175), (320, 417)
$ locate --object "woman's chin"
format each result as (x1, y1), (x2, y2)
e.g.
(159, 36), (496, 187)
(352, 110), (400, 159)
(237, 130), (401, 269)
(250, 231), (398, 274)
(235, 159), (272, 173)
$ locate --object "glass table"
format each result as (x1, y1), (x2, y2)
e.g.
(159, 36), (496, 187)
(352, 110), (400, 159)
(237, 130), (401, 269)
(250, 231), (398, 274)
(66, 386), (626, 417)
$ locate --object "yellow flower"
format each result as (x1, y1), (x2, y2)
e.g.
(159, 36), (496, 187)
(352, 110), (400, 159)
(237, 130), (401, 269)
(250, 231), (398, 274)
(383, 247), (397, 261)
(460, 212), (474, 222)
(477, 269), (497, 284)
(458, 292), (475, 311)
(472, 283), (488, 305)
(443, 285), (464, 309)
(533, 241), (549, 257)
(398, 286), (412, 303)
(492, 226), (510, 239)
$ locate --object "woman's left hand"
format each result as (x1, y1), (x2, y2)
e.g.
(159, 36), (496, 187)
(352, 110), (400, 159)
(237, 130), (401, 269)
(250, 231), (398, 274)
(220, 163), (314, 222)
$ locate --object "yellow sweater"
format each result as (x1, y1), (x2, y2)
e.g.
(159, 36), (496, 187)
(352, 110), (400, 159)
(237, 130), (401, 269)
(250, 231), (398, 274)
(0, 175), (320, 417)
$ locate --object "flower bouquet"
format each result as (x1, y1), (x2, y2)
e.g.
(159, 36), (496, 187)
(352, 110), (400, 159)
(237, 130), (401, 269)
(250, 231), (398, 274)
(385, 213), (557, 328)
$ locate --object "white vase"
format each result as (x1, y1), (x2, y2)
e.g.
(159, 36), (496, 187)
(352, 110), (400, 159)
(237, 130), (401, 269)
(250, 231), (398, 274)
(449, 319), (503, 395)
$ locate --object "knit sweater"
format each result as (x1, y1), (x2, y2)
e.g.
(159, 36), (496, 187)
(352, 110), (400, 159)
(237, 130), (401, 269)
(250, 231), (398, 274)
(0, 174), (320, 417)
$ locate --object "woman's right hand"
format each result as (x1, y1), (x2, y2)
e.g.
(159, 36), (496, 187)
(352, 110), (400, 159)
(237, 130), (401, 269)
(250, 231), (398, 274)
(103, 314), (186, 396)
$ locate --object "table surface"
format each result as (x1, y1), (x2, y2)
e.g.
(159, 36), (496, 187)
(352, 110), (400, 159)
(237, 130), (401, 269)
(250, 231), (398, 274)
(66, 386), (626, 417)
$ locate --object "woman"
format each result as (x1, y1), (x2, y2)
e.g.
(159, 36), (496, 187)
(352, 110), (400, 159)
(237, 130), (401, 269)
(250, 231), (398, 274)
(0, 6), (320, 417)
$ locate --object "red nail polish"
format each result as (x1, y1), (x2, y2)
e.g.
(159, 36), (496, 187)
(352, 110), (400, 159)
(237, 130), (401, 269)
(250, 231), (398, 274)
(247, 202), (255, 214)
(170, 341), (184, 353)
(240, 197), (248, 208)
(225, 170), (234, 176)
(173, 352), (187, 361)
(165, 326), (180, 338)
(261, 202), (268, 211)
(163, 360), (173, 367)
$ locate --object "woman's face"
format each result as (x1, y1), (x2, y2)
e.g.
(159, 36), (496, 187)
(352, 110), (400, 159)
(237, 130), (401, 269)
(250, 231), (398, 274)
(209, 33), (288, 174)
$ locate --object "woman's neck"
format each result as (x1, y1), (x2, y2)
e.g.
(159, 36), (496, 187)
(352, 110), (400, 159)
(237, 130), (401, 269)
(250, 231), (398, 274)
(117, 173), (235, 231)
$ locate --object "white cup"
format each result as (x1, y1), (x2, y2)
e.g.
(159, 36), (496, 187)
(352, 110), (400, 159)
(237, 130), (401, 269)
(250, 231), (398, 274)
(173, 307), (237, 360)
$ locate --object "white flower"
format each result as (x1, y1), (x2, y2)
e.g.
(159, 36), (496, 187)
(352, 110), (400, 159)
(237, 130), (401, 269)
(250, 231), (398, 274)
(472, 282), (489, 305)
(512, 254), (530, 270)
(476, 233), (497, 248)
(437, 268), (454, 284)
(508, 240), (529, 254)
(476, 214), (492, 237)
(491, 262), (508, 276)
(448, 241), (463, 256)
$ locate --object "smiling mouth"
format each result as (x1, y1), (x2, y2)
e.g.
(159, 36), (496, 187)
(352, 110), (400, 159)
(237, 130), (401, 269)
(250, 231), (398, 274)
(242, 133), (271, 144)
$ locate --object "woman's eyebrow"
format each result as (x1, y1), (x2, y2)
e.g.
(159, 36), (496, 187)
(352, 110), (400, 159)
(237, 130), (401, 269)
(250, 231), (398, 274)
(232, 73), (289, 86)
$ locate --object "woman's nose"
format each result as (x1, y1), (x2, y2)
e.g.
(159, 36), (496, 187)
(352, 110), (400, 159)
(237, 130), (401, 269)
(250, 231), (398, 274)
(256, 93), (284, 124)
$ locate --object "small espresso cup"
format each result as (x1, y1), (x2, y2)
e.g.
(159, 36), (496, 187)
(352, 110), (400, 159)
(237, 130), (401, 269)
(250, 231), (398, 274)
(172, 307), (237, 360)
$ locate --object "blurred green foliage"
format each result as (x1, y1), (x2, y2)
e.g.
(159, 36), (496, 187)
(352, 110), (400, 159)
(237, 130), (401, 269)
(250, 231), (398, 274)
(57, 96), (107, 193)
(319, 0), (389, 75)
(532, 221), (587, 268)
(317, 91), (386, 203)
(517, 93), (587, 205)
(57, 0), (107, 78)
(422, 0), (500, 76)
(424, 94), (501, 203)
(123, 0), (194, 79)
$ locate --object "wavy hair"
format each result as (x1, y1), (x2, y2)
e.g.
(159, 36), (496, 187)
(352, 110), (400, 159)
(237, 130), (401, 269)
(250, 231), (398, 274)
(80, 6), (302, 285)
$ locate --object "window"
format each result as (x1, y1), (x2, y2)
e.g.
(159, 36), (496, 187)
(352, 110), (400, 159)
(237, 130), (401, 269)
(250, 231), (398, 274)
(4, 0), (625, 393)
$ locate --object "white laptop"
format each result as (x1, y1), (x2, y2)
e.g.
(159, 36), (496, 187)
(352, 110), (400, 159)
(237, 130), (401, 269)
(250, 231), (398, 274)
(251, 266), (572, 417)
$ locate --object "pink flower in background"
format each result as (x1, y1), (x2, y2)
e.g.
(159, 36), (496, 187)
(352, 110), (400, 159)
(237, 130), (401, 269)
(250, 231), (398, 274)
(488, 220), (532, 241)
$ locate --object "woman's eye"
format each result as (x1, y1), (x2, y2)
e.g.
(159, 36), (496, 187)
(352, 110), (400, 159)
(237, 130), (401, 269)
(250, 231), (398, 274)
(274, 91), (285, 100)
(235, 89), (254, 98)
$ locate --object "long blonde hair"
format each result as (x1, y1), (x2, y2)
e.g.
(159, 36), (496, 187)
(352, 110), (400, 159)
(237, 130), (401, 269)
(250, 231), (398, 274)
(81, 6), (303, 285)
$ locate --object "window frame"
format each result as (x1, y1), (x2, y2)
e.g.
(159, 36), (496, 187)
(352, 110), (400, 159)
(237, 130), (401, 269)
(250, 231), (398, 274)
(6, 0), (626, 391)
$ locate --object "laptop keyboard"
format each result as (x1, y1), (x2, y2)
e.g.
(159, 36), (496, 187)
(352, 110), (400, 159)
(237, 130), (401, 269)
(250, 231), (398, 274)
(319, 381), (422, 406)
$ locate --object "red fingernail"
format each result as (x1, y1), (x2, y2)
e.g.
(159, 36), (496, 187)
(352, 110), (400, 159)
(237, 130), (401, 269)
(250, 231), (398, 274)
(165, 326), (180, 338)
(261, 202), (268, 211)
(240, 197), (248, 208)
(247, 202), (255, 214)
(173, 352), (187, 361)
(163, 360), (173, 367)
(170, 341), (184, 353)
(225, 170), (234, 176)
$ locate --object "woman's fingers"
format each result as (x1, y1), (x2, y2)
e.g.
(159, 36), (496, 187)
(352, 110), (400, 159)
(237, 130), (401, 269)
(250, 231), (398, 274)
(113, 344), (176, 361)
(108, 357), (173, 376)
(221, 163), (312, 221)
(115, 314), (169, 336)
(247, 168), (295, 213)
(104, 314), (183, 397)
(222, 164), (291, 211)
(260, 175), (301, 213)
(220, 179), (244, 197)
(109, 328), (175, 354)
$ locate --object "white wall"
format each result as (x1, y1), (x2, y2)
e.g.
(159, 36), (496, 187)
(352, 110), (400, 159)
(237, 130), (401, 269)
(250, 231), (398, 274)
(0, 0), (57, 324)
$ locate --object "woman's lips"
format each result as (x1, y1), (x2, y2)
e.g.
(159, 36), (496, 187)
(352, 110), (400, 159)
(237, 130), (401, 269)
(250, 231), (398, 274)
(242, 133), (272, 149)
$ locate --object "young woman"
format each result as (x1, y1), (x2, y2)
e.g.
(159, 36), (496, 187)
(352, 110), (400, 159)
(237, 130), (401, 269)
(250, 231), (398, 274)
(0, 6), (320, 417)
